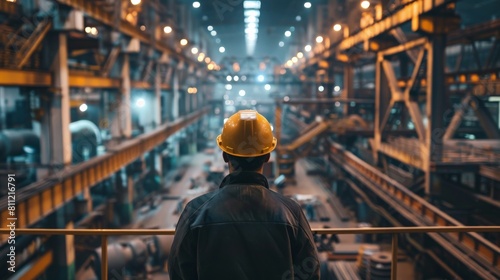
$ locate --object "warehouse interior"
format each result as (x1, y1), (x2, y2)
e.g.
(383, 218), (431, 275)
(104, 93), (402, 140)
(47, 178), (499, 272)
(0, 0), (499, 279)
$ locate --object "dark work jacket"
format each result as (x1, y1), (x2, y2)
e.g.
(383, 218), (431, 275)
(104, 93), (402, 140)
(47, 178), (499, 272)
(168, 171), (320, 280)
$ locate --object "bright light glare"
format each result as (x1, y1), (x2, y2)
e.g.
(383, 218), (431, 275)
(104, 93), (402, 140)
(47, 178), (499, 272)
(219, 46), (226, 53)
(334, 86), (341, 92)
(239, 90), (246, 97)
(211, 30), (217, 36)
(225, 84), (232, 90)
(292, 57), (298, 63)
(304, 45), (312, 52)
(257, 75), (265, 82)
(191, 47), (199, 54)
(234, 76), (239, 81)
(318, 86), (325, 92)
(316, 36), (324, 43)
(136, 98), (146, 108)
(79, 103), (88, 112)
(333, 24), (342, 31)
(297, 52), (304, 59)
(226, 75), (232, 82)
(361, 0), (370, 9)
(243, 1), (261, 9)
(304, 2), (311, 8)
(265, 84), (271, 91)
(163, 26), (172, 34)
(131, 0), (141, 5)
(180, 39), (188, 46)
(279, 41), (284, 47)
(193, 1), (200, 8)
(208, 25), (214, 31)
(285, 30), (291, 37)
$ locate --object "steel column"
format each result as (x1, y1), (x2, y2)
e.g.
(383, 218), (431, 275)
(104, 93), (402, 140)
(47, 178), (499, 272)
(425, 36), (447, 196)
(111, 54), (132, 141)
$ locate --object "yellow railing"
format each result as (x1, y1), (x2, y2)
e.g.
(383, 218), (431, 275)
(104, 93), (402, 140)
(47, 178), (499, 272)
(1, 226), (499, 280)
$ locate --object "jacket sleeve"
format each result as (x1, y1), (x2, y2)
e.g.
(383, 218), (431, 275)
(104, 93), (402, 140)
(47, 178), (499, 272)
(168, 208), (198, 280)
(293, 208), (321, 280)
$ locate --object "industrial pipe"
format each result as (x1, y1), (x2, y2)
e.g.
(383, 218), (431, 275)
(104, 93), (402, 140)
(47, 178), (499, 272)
(0, 129), (39, 160)
(70, 120), (102, 163)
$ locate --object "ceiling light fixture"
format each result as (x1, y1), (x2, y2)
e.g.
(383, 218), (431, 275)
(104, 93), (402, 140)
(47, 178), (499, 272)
(219, 46), (226, 53)
(163, 26), (172, 34)
(193, 1), (200, 8)
(304, 45), (312, 52)
(304, 2), (311, 8)
(361, 0), (370, 9)
(130, 0), (141, 5)
(208, 26), (214, 31)
(180, 39), (188, 46)
(333, 24), (342, 31)
(285, 30), (291, 37)
(191, 47), (199, 54)
(279, 41), (284, 47)
(316, 36), (324, 43)
(297, 52), (304, 58)
(79, 103), (88, 112)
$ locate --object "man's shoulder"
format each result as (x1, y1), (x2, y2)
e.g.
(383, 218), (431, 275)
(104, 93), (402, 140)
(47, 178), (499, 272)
(183, 191), (218, 214)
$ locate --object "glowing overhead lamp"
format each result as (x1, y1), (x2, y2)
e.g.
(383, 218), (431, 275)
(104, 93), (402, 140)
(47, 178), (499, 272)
(361, 0), (370, 9)
(304, 45), (312, 52)
(180, 39), (188, 46)
(163, 26), (172, 34)
(135, 98), (145, 108)
(316, 36), (324, 43)
(333, 24), (342, 31)
(79, 103), (88, 112)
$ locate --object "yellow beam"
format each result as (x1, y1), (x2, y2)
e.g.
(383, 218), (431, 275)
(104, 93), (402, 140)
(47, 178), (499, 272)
(19, 251), (53, 280)
(68, 73), (121, 88)
(0, 69), (52, 87)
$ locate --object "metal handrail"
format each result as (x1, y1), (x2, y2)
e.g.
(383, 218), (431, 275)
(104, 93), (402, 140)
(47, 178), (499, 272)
(1, 226), (499, 280)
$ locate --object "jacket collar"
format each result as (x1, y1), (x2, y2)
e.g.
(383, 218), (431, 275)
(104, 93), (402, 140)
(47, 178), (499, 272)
(219, 171), (270, 189)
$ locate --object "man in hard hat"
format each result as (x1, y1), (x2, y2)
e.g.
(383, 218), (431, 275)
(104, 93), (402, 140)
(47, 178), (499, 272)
(169, 110), (320, 279)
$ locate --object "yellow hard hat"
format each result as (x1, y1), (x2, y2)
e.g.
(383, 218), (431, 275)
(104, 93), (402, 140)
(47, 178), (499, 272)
(217, 110), (277, 157)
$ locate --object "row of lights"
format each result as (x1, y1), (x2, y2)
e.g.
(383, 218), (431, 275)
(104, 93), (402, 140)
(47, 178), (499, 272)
(283, 1), (370, 68)
(207, 25), (226, 53)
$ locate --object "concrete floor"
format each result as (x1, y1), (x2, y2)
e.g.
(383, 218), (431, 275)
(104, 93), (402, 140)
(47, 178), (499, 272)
(78, 152), (414, 280)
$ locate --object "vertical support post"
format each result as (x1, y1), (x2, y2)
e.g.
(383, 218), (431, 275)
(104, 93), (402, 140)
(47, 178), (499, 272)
(171, 69), (180, 119)
(425, 36), (446, 197)
(116, 170), (133, 225)
(343, 62), (354, 115)
(373, 53), (390, 162)
(49, 208), (75, 279)
(39, 32), (72, 179)
(101, 235), (108, 280)
(111, 54), (132, 142)
(274, 103), (282, 176)
(154, 63), (162, 128)
(391, 233), (398, 280)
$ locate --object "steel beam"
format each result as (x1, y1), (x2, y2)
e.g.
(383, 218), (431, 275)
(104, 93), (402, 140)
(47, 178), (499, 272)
(425, 36), (447, 196)
(0, 69), (52, 87)
(68, 73), (121, 88)
(470, 96), (500, 139)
